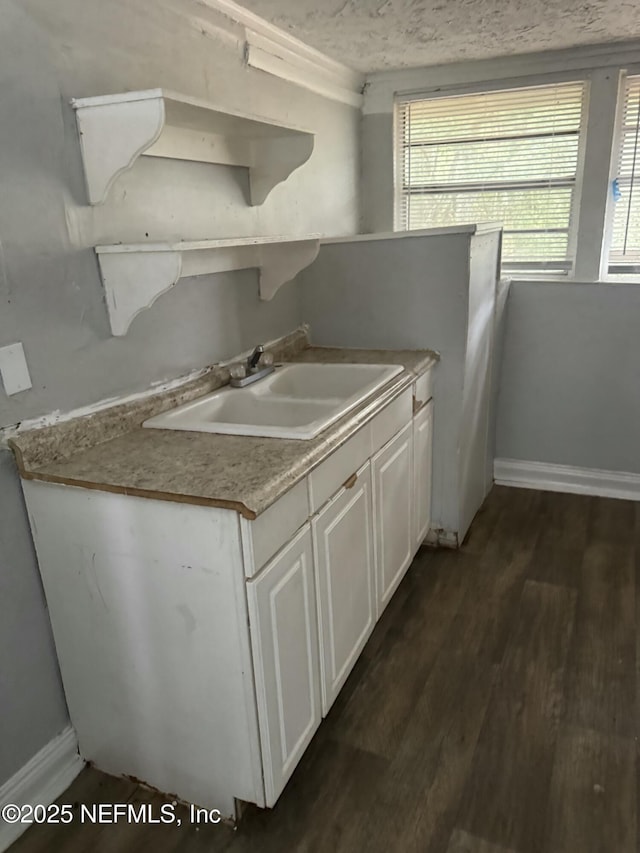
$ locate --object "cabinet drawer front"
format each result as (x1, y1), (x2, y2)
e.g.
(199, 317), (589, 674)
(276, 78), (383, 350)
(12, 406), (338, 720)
(247, 525), (321, 807)
(308, 427), (371, 514)
(370, 387), (413, 453)
(372, 422), (414, 618)
(248, 480), (310, 575)
(413, 369), (433, 410)
(312, 463), (375, 715)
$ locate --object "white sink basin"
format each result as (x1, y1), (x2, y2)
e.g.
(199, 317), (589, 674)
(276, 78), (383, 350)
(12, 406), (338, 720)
(143, 362), (404, 440)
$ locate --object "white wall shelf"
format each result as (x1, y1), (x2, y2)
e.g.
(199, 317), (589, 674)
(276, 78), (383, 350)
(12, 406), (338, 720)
(71, 89), (315, 206)
(95, 236), (321, 336)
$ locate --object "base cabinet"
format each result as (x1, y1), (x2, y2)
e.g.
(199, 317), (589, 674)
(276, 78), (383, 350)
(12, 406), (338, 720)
(246, 525), (321, 806)
(312, 463), (376, 714)
(20, 369), (434, 819)
(413, 401), (434, 550)
(372, 422), (414, 618)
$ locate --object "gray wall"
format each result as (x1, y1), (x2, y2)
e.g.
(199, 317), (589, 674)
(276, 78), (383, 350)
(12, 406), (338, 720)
(1, 0), (359, 425)
(0, 454), (70, 782)
(299, 231), (485, 539)
(0, 0), (360, 784)
(496, 281), (640, 473)
(361, 112), (394, 233)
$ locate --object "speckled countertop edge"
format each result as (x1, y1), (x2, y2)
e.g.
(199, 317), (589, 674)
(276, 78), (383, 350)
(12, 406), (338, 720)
(12, 344), (438, 519)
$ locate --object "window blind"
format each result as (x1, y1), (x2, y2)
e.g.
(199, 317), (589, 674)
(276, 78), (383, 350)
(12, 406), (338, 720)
(608, 75), (640, 273)
(396, 81), (586, 271)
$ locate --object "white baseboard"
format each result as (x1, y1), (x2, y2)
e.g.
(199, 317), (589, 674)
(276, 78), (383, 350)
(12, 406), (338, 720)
(0, 726), (84, 852)
(494, 458), (640, 501)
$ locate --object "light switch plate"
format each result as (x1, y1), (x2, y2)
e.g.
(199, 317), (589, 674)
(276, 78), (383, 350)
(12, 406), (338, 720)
(0, 342), (33, 395)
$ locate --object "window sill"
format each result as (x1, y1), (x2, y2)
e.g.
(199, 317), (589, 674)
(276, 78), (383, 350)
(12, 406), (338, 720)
(503, 275), (640, 286)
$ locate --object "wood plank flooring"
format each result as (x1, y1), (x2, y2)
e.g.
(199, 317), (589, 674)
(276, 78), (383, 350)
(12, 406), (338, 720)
(9, 486), (640, 853)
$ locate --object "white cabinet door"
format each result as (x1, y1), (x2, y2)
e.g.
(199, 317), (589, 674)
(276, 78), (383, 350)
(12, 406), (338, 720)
(413, 400), (434, 551)
(312, 463), (375, 715)
(372, 421), (414, 618)
(246, 525), (321, 807)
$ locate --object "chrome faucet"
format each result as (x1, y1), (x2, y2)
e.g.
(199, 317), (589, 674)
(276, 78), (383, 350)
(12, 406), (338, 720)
(248, 345), (265, 370)
(229, 344), (276, 388)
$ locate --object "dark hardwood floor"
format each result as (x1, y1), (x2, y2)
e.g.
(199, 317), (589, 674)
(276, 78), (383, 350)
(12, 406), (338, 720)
(10, 486), (640, 852)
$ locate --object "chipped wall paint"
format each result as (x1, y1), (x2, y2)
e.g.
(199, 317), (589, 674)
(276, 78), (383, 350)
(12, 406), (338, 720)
(0, 365), (212, 447)
(0, 325), (308, 447)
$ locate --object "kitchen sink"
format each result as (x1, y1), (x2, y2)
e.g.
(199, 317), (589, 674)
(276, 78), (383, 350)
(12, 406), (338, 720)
(143, 362), (404, 440)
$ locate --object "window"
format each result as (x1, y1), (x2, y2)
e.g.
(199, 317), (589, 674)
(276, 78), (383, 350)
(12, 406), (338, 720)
(608, 75), (640, 274)
(396, 82), (587, 272)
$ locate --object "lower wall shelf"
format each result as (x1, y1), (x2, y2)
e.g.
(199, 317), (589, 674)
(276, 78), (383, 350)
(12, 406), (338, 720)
(95, 236), (321, 336)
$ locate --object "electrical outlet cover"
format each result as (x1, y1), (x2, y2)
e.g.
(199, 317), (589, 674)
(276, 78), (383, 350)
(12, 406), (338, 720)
(0, 342), (33, 395)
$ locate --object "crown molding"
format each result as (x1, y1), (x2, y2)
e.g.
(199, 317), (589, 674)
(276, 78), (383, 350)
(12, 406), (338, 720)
(246, 30), (364, 108)
(198, 0), (364, 107)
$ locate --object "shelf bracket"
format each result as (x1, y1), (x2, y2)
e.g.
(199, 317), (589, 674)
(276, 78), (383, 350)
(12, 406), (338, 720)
(72, 97), (166, 205)
(99, 251), (183, 336)
(257, 240), (320, 300)
(250, 135), (315, 206)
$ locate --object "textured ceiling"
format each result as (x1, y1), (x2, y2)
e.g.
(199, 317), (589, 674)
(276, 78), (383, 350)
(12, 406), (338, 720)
(237, 0), (640, 72)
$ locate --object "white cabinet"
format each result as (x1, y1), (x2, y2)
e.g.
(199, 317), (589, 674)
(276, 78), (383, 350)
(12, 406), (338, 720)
(246, 525), (321, 807)
(413, 401), (434, 550)
(372, 421), (413, 618)
(312, 463), (376, 714)
(19, 369), (434, 818)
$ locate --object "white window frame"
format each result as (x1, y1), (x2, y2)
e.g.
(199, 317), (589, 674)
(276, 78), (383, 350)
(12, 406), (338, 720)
(392, 64), (640, 283)
(602, 70), (640, 279)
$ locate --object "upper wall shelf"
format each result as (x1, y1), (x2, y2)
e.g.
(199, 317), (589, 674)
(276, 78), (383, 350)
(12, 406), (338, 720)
(71, 89), (315, 206)
(95, 236), (320, 336)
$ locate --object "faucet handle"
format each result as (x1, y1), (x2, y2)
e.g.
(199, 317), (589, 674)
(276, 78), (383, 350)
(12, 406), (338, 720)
(229, 362), (247, 381)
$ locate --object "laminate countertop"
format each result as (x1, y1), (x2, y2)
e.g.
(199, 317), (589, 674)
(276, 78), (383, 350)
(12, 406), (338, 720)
(11, 345), (437, 519)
